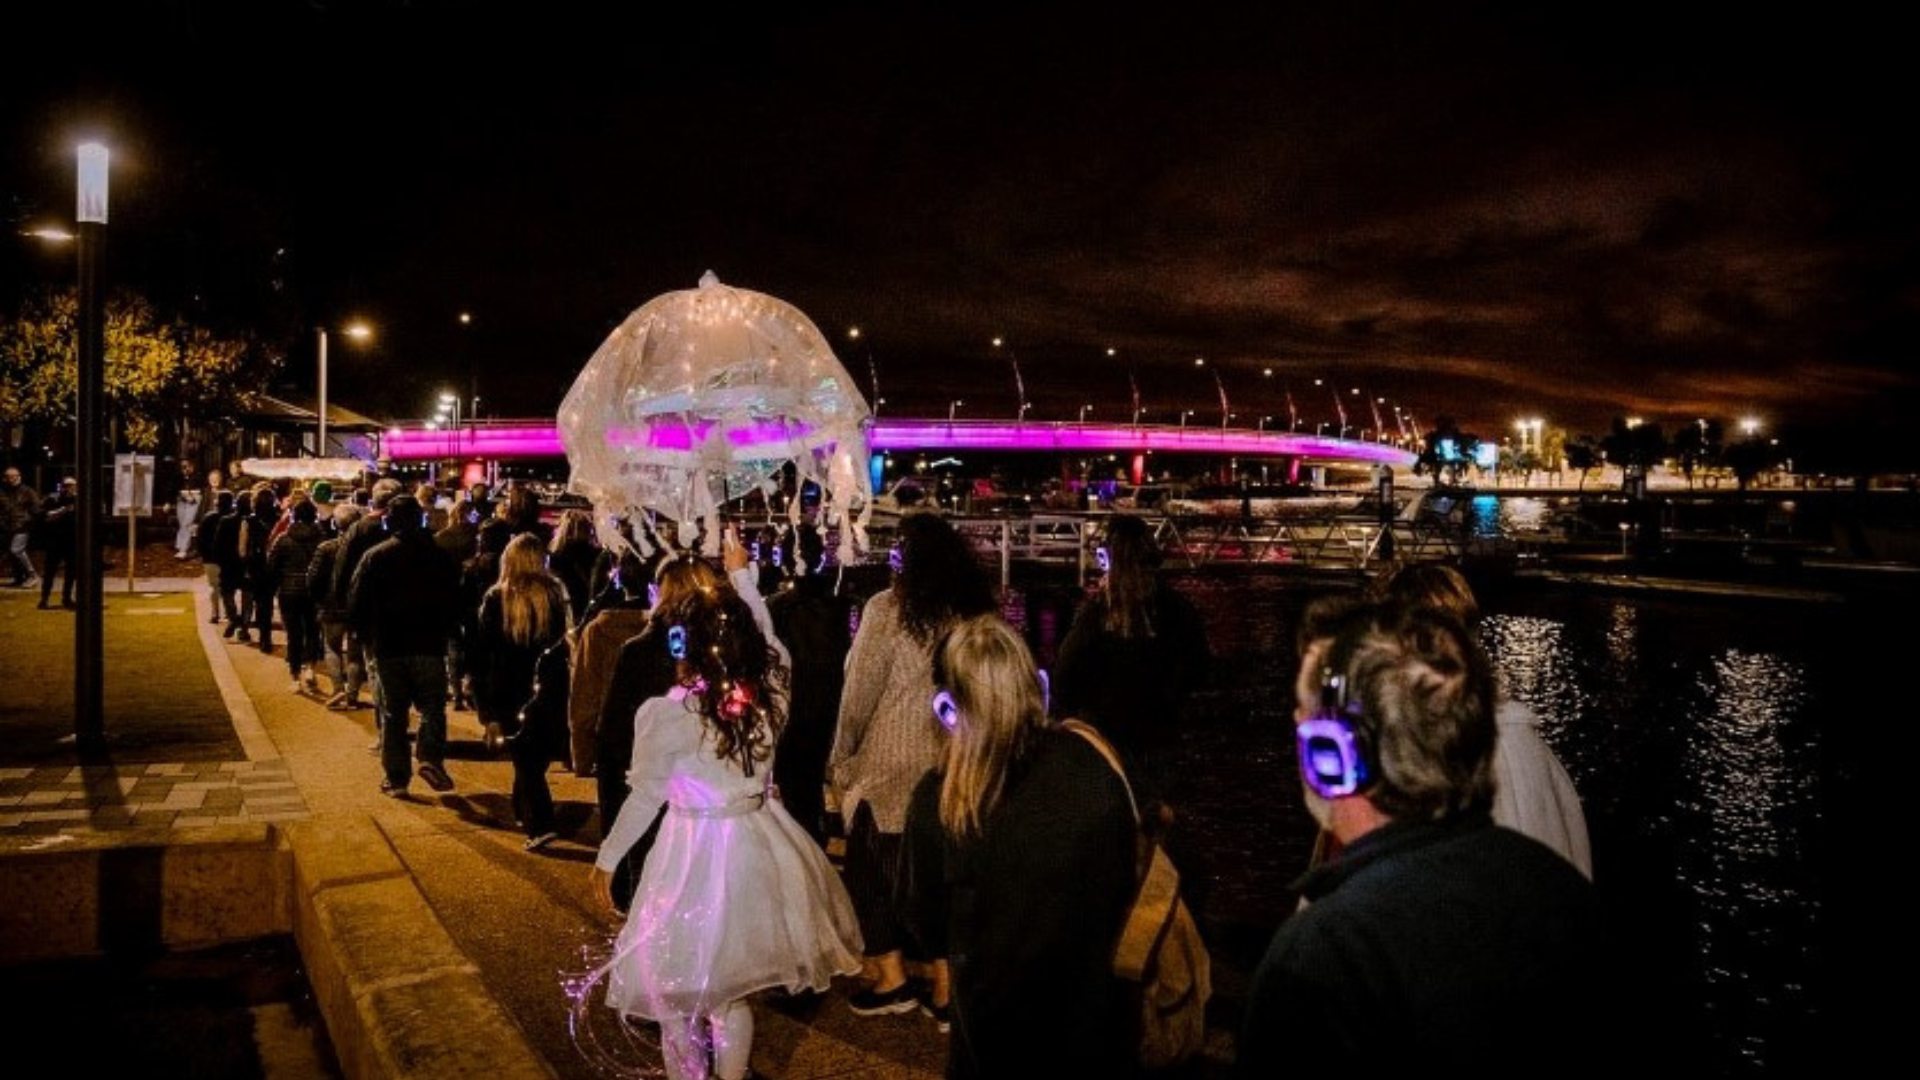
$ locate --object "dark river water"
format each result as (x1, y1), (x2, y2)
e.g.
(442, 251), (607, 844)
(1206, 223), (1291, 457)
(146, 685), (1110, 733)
(961, 561), (1886, 1078)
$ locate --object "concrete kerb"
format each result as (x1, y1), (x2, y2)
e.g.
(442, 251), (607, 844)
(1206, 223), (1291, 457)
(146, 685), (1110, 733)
(0, 813), (555, 1080)
(286, 814), (558, 1080)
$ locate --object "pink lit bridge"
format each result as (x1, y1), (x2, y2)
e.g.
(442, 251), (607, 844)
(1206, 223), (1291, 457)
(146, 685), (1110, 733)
(379, 417), (1417, 469)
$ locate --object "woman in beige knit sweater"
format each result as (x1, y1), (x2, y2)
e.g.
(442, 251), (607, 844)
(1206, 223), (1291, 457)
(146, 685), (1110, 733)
(830, 511), (997, 1025)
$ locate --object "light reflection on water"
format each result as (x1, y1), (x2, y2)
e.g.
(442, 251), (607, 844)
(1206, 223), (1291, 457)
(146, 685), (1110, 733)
(999, 568), (1869, 1078)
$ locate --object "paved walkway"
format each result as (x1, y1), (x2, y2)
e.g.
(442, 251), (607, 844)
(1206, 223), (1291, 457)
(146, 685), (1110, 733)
(0, 576), (1235, 1079)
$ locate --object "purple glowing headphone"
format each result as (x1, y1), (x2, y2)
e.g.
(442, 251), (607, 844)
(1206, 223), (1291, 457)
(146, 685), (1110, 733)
(930, 668), (1049, 732)
(1297, 670), (1373, 799)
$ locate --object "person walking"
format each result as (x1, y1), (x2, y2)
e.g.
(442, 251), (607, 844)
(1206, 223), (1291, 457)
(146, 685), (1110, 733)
(1234, 596), (1626, 1077)
(900, 612), (1139, 1077)
(309, 503), (367, 709)
(241, 484), (281, 655)
(196, 489), (235, 624)
(585, 580), (862, 1080)
(346, 493), (464, 799)
(172, 461), (205, 561)
(35, 477), (78, 609)
(566, 545), (653, 779)
(268, 497), (326, 693)
(470, 531), (575, 850)
(547, 506), (606, 626)
(765, 524), (854, 848)
(457, 517), (513, 715)
(593, 552), (726, 914)
(434, 493), (480, 709)
(325, 479), (404, 731)
(1051, 511), (1212, 810)
(216, 490), (253, 642)
(3, 465), (42, 589)
(830, 510), (996, 1020)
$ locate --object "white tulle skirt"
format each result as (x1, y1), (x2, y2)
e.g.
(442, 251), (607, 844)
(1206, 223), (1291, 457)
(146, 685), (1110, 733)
(602, 796), (863, 1020)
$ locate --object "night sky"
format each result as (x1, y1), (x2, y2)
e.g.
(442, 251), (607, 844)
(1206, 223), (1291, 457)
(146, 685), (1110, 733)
(6, 2), (1917, 447)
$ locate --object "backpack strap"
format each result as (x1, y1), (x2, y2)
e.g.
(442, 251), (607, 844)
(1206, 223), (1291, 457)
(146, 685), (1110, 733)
(1059, 718), (1139, 825)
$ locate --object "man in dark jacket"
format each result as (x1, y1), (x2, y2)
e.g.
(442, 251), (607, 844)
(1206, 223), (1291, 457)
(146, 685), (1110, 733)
(35, 477), (78, 609)
(347, 493), (464, 799)
(268, 498), (326, 693)
(326, 478), (402, 716)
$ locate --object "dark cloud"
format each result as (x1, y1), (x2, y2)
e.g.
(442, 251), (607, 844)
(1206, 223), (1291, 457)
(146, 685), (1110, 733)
(5, 2), (1916, 445)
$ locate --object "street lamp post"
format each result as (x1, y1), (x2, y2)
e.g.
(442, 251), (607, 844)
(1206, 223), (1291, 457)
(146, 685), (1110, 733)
(74, 141), (108, 753)
(317, 328), (330, 455)
(317, 322), (371, 456)
(948, 399), (964, 423)
(1079, 404), (1092, 424)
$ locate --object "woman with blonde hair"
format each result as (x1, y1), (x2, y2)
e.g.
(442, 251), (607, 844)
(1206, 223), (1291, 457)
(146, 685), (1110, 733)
(900, 612), (1139, 1077)
(472, 531), (575, 850)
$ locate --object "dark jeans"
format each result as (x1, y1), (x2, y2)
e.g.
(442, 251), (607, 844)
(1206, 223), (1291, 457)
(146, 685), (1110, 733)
(251, 584), (277, 649)
(278, 593), (320, 677)
(509, 735), (558, 838)
(39, 544), (74, 605)
(371, 654), (449, 788)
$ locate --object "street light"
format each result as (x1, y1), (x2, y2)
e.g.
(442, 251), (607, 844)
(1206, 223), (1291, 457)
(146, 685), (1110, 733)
(1079, 403), (1093, 423)
(948, 399), (964, 423)
(74, 140), (108, 753)
(317, 322), (371, 456)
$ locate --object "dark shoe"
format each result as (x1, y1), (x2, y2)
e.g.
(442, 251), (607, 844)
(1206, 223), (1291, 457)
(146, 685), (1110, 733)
(523, 831), (559, 852)
(61, 599), (76, 609)
(379, 780), (409, 799)
(417, 762), (454, 792)
(234, 632), (252, 644)
(847, 982), (918, 1017)
(222, 624), (238, 639)
(37, 600), (49, 610)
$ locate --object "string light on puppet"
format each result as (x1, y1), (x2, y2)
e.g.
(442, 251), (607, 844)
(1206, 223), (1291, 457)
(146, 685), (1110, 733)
(556, 271), (876, 565)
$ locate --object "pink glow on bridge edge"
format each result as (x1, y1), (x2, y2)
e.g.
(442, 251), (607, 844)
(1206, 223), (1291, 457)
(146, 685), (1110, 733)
(380, 419), (1416, 467)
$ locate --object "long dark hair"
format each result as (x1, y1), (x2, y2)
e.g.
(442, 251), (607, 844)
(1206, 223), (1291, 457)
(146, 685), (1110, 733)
(893, 511), (996, 644)
(1097, 512), (1163, 639)
(662, 584), (790, 776)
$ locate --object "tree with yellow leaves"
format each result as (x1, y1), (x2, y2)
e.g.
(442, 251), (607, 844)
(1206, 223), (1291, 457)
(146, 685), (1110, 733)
(0, 286), (272, 451)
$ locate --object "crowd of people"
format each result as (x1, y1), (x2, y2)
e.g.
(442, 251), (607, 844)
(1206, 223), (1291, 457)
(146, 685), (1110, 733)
(5, 456), (1626, 1078)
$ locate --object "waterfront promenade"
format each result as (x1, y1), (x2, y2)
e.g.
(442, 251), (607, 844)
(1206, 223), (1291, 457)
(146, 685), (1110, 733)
(6, 520), (1911, 1077)
(0, 568), (1240, 1078)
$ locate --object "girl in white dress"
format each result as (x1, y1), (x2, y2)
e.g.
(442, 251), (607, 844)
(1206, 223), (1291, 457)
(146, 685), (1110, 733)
(587, 575), (863, 1080)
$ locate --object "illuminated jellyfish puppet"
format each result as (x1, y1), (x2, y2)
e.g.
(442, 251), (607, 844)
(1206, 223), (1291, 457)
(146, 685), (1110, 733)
(556, 271), (874, 565)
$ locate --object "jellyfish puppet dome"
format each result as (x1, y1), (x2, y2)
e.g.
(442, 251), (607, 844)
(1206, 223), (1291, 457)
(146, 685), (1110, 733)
(557, 271), (874, 563)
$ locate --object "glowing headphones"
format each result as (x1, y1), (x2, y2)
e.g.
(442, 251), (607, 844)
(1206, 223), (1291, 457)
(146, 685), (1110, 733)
(1095, 545), (1111, 573)
(931, 688), (960, 730)
(647, 582), (661, 608)
(888, 543), (903, 573)
(750, 539), (762, 562)
(1297, 669), (1374, 799)
(666, 624), (688, 661)
(930, 667), (1049, 732)
(770, 543), (784, 569)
